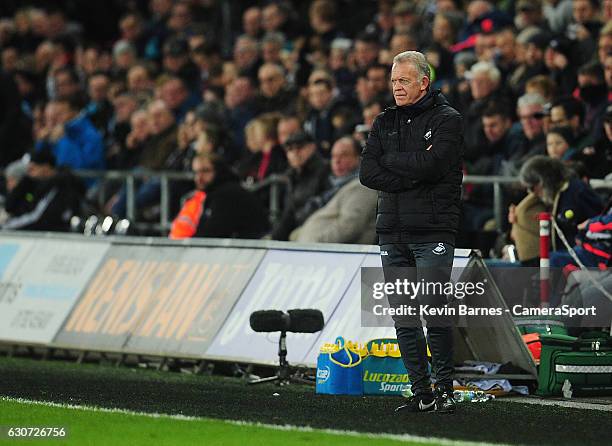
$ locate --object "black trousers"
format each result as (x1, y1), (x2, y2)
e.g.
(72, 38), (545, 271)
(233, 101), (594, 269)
(380, 242), (455, 395)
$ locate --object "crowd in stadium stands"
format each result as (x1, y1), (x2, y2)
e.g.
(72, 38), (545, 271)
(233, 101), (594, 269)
(0, 0), (609, 263)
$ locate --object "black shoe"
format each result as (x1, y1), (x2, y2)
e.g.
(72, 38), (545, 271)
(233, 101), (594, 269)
(395, 393), (436, 413)
(434, 387), (456, 414)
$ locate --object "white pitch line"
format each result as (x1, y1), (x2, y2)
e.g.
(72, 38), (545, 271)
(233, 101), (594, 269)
(503, 396), (612, 412)
(0, 396), (509, 446)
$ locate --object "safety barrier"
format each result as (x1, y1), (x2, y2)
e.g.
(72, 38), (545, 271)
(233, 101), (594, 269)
(0, 231), (536, 377)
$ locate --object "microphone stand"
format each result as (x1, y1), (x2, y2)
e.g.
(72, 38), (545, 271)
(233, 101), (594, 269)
(248, 331), (315, 386)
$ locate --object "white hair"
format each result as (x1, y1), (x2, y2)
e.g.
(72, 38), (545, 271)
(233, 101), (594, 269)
(467, 61), (501, 84)
(517, 92), (546, 109)
(392, 51), (431, 80)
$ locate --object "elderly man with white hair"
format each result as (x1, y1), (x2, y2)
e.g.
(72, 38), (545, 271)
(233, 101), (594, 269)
(462, 60), (505, 163)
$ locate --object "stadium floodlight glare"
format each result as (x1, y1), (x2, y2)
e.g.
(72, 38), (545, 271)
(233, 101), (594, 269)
(83, 215), (99, 236)
(70, 216), (83, 233)
(114, 219), (131, 236)
(97, 216), (115, 236)
(248, 309), (324, 386)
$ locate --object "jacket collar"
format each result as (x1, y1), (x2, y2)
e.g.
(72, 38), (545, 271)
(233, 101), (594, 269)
(388, 89), (450, 119)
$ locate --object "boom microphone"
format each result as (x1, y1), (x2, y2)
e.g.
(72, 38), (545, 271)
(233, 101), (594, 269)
(287, 309), (324, 333)
(249, 310), (290, 332)
(249, 309), (324, 333)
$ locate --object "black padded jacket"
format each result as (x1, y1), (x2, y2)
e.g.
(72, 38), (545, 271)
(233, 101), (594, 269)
(359, 89), (464, 244)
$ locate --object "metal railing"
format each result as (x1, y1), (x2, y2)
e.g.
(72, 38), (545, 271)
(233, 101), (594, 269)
(75, 170), (289, 233)
(72, 170), (612, 235)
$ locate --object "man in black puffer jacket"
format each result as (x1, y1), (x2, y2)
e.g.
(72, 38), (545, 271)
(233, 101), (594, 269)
(360, 51), (464, 414)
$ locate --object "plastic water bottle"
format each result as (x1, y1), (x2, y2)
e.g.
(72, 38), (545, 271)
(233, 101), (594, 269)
(453, 390), (494, 403)
(401, 384), (413, 398)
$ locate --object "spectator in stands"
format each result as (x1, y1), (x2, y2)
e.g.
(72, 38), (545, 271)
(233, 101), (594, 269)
(277, 115), (302, 145)
(127, 63), (155, 97)
(225, 75), (258, 152)
(35, 96), (105, 172)
(162, 36), (199, 90)
(261, 32), (284, 65)
(462, 61), (505, 162)
(502, 93), (548, 175)
(576, 61), (608, 143)
(515, 155), (603, 255)
(271, 131), (329, 240)
(159, 76), (200, 123)
(84, 71), (113, 137)
(392, 1), (431, 49)
(544, 36), (578, 94)
(525, 74), (557, 103)
(110, 99), (178, 218)
(106, 92), (139, 170)
(254, 63), (296, 114)
(233, 35), (260, 81)
(546, 125), (578, 161)
(2, 148), (85, 232)
(237, 113), (287, 186)
(242, 7), (263, 40)
(549, 96), (589, 147)
(303, 78), (338, 156)
(290, 136), (377, 243)
(52, 67), (81, 100)
(353, 32), (380, 71)
(464, 103), (522, 231)
(366, 63), (393, 105)
(169, 153), (268, 239)
(508, 30), (550, 97)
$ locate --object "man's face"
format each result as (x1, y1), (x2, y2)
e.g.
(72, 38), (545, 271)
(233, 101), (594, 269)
(234, 39), (258, 69)
(262, 4), (283, 32)
(518, 103), (545, 140)
(549, 106), (571, 129)
(524, 43), (544, 66)
(88, 75), (109, 103)
(128, 66), (151, 93)
(148, 101), (175, 134)
(243, 8), (261, 37)
(285, 142), (315, 170)
(160, 80), (187, 111)
(390, 61), (428, 107)
(308, 83), (332, 110)
(55, 72), (78, 98)
(331, 140), (359, 177)
(482, 115), (511, 143)
(573, 0), (595, 23)
(354, 41), (378, 69)
(469, 72), (496, 100)
(367, 67), (388, 94)
(192, 157), (215, 191)
(113, 96), (138, 123)
(258, 66), (284, 98)
(277, 119), (300, 145)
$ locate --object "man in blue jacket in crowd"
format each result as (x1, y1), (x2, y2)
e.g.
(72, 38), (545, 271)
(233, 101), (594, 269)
(35, 95), (105, 174)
